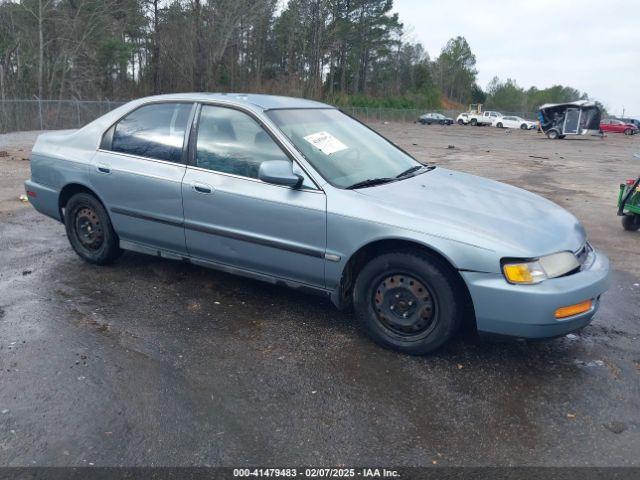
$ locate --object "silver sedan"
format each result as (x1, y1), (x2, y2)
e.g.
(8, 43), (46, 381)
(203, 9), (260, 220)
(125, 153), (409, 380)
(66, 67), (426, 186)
(25, 93), (610, 354)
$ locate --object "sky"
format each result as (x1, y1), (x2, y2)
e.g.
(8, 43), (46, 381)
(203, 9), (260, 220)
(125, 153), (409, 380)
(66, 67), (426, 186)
(392, 0), (640, 116)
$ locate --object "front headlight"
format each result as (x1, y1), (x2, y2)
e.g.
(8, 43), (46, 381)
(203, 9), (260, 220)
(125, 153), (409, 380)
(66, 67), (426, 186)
(502, 251), (580, 284)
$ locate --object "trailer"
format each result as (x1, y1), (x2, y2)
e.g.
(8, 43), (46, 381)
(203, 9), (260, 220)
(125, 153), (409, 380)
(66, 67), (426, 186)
(538, 100), (601, 140)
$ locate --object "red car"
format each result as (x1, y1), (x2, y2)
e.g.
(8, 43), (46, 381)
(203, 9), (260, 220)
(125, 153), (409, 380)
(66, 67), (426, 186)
(600, 118), (638, 135)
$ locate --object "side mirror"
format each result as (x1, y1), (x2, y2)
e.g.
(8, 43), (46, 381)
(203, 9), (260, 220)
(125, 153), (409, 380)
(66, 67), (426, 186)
(258, 160), (303, 188)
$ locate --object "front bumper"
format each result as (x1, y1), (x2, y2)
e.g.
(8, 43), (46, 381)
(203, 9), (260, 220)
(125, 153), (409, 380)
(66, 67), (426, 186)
(461, 248), (610, 339)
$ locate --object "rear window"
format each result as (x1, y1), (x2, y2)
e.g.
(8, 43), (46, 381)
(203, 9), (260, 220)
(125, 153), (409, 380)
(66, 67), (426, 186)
(109, 103), (192, 163)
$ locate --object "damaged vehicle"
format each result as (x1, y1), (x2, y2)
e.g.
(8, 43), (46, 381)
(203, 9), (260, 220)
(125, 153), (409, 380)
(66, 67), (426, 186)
(25, 93), (611, 355)
(600, 118), (638, 136)
(539, 100), (602, 139)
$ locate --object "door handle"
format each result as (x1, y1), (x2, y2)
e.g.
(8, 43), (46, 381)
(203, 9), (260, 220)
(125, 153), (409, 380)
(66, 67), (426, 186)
(97, 163), (111, 174)
(192, 182), (213, 194)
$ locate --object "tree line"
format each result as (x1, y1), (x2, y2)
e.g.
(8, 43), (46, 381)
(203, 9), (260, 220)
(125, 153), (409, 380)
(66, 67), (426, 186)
(0, 0), (592, 112)
(482, 77), (603, 114)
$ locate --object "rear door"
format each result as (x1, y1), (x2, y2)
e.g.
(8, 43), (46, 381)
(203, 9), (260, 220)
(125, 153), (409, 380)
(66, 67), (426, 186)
(181, 104), (327, 287)
(563, 108), (581, 134)
(92, 102), (194, 254)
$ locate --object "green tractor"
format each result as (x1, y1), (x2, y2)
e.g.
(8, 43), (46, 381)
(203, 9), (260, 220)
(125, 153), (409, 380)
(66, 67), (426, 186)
(617, 154), (640, 231)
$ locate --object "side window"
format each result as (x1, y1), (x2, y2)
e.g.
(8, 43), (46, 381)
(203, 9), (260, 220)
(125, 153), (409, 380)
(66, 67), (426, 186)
(110, 103), (192, 163)
(196, 105), (291, 179)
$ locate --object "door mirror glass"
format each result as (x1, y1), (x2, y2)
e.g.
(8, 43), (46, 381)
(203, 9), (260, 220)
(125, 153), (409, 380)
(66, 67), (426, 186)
(259, 160), (303, 188)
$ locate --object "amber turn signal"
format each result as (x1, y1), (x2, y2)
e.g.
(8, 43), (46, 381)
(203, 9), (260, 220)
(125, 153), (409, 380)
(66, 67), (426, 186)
(554, 300), (593, 319)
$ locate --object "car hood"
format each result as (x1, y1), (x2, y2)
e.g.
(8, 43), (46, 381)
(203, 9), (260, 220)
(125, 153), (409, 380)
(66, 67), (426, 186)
(354, 167), (586, 257)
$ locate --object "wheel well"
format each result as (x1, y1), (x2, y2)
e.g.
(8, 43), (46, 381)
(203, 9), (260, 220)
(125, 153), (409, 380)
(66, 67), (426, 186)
(336, 239), (476, 328)
(58, 183), (100, 220)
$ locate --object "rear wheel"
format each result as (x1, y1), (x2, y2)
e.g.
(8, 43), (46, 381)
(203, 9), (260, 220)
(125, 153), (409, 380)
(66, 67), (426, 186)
(470, 118), (478, 126)
(353, 251), (461, 355)
(64, 193), (122, 265)
(457, 119), (464, 125)
(622, 214), (640, 231)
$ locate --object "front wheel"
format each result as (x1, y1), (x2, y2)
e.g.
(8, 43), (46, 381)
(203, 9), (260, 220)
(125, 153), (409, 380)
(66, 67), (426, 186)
(622, 214), (640, 231)
(353, 251), (461, 355)
(520, 124), (527, 130)
(64, 192), (122, 265)
(624, 128), (633, 136)
(496, 122), (503, 128)
(470, 118), (478, 126)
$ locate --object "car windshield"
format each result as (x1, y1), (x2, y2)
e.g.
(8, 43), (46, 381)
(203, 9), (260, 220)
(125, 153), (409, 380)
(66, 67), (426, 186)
(267, 108), (422, 188)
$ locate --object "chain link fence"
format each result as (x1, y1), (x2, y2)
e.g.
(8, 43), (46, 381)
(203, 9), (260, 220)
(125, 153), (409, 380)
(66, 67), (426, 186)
(0, 99), (543, 134)
(0, 99), (126, 134)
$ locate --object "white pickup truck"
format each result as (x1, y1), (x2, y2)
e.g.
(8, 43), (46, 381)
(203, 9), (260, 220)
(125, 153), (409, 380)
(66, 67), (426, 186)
(456, 111), (492, 126)
(482, 111), (503, 125)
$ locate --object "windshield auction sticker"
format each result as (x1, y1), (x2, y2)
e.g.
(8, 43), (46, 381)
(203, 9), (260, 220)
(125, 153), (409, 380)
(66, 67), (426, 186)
(303, 131), (348, 155)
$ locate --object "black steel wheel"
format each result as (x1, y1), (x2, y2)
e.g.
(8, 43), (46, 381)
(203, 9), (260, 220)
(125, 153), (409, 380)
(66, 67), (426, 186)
(74, 206), (104, 251)
(64, 192), (122, 265)
(353, 251), (462, 355)
(373, 274), (438, 338)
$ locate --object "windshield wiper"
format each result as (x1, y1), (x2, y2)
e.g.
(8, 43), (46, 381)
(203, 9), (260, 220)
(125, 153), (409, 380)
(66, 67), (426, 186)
(395, 165), (425, 178)
(345, 177), (395, 190)
(396, 165), (435, 178)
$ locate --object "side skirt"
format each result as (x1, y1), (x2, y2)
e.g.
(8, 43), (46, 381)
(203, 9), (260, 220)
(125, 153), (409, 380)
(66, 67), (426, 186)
(119, 239), (332, 299)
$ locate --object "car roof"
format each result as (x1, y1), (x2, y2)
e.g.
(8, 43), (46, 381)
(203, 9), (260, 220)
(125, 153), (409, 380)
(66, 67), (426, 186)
(133, 92), (332, 111)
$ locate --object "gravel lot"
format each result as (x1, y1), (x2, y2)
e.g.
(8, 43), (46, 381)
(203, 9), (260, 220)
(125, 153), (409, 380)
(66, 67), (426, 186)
(0, 124), (638, 467)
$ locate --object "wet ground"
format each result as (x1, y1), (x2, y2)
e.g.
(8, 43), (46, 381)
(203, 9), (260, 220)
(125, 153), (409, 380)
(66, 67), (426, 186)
(0, 126), (638, 466)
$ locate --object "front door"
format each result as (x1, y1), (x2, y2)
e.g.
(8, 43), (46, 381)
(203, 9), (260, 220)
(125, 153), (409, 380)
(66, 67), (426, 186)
(182, 104), (326, 287)
(92, 102), (194, 254)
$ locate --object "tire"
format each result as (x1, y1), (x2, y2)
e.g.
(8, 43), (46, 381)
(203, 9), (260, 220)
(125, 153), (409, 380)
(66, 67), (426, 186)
(520, 124), (527, 130)
(546, 129), (560, 140)
(64, 192), (122, 265)
(353, 251), (461, 355)
(470, 118), (478, 126)
(622, 214), (640, 231)
(439, 120), (444, 125)
(496, 122), (503, 128)
(624, 128), (633, 136)
(457, 119), (464, 125)
(419, 120), (426, 125)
